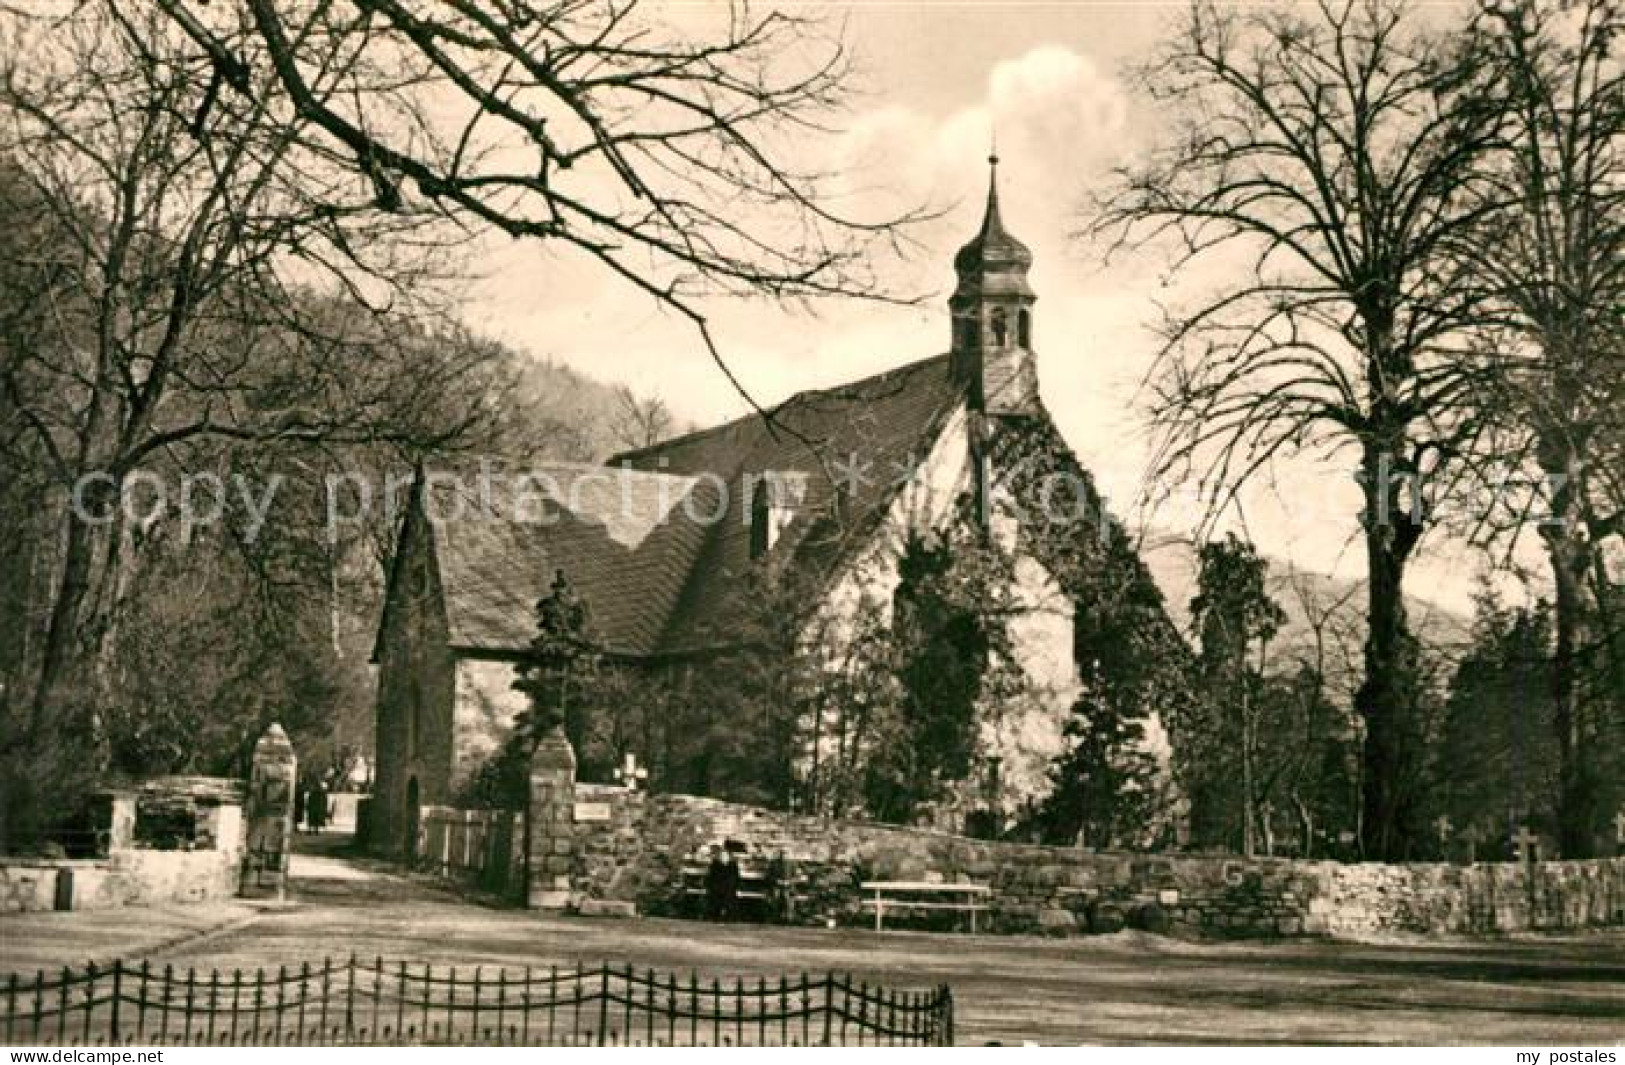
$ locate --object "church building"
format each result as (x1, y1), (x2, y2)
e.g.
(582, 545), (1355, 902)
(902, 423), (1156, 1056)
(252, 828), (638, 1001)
(369, 158), (1183, 857)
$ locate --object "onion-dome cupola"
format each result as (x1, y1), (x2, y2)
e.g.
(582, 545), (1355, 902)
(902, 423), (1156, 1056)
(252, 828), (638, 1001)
(949, 152), (1039, 416)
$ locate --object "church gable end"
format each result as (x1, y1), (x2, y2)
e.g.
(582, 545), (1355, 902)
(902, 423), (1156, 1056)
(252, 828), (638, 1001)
(372, 492), (458, 857)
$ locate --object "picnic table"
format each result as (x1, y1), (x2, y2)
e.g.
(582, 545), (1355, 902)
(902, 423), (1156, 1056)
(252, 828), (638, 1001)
(860, 880), (992, 933)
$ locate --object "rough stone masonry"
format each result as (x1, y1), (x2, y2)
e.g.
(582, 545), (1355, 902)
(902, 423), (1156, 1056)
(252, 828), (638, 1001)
(562, 788), (1625, 938)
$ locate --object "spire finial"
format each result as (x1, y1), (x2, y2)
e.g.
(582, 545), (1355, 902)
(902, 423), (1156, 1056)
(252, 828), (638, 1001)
(989, 128), (999, 170)
(952, 144), (1031, 280)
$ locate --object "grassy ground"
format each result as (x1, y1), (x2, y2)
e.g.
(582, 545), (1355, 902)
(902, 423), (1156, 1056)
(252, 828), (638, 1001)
(1, 840), (1622, 1045)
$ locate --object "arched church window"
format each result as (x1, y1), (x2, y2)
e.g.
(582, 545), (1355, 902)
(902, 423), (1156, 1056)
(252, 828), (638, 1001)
(1018, 308), (1031, 347)
(407, 676), (422, 757)
(747, 471), (808, 560)
(749, 481), (771, 559)
(990, 307), (1008, 347)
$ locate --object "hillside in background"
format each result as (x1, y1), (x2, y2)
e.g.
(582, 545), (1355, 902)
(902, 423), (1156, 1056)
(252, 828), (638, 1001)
(501, 352), (691, 463)
(1137, 534), (1473, 702)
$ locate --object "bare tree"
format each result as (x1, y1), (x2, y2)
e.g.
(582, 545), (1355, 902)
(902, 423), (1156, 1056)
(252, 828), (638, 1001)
(4, 0), (922, 748)
(0, 3), (504, 742)
(610, 385), (677, 453)
(1087, 0), (1506, 858)
(1273, 568), (1365, 856)
(1466, 0), (1624, 856)
(160, 0), (923, 398)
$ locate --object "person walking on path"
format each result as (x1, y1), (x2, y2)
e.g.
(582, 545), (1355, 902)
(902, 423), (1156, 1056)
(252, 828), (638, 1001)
(307, 779), (329, 834)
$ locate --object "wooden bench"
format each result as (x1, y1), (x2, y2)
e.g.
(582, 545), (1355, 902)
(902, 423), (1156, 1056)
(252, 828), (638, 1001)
(679, 860), (804, 921)
(860, 880), (992, 933)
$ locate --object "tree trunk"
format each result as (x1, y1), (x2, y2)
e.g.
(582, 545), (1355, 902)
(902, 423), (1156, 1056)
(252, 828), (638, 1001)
(1355, 440), (1424, 861)
(1292, 791), (1314, 858)
(30, 504), (104, 730)
(1241, 685), (1255, 859)
(1540, 439), (1597, 858)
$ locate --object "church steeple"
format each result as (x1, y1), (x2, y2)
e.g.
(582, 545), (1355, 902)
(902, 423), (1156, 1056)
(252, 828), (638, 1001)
(950, 152), (1038, 415)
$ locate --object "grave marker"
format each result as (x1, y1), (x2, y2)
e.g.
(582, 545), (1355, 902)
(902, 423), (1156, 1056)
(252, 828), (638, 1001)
(1513, 825), (1541, 865)
(615, 752), (649, 792)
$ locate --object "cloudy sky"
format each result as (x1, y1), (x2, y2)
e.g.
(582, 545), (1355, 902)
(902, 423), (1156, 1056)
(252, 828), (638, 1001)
(458, 0), (1491, 615)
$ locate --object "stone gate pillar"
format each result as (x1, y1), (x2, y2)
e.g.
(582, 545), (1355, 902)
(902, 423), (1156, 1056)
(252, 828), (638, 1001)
(88, 789), (135, 854)
(241, 723), (297, 900)
(527, 727), (577, 909)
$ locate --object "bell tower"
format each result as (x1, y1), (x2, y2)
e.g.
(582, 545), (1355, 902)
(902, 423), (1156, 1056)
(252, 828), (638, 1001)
(949, 152), (1038, 416)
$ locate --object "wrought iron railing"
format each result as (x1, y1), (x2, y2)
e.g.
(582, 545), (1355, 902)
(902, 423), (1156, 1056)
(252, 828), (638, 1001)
(0, 957), (953, 1046)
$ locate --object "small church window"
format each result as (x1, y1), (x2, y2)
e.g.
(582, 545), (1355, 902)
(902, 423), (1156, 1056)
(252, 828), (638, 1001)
(749, 481), (772, 560)
(748, 472), (807, 560)
(990, 308), (1008, 347)
(406, 676), (422, 757)
(1018, 308), (1031, 347)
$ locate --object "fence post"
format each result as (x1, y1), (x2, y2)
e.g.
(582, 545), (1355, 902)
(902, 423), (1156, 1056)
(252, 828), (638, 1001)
(526, 727), (577, 909)
(596, 965), (609, 1045)
(345, 955), (357, 1039)
(394, 962), (406, 1043)
(821, 975), (833, 1047)
(446, 966), (457, 1043)
(109, 960), (122, 1045)
(84, 962), (97, 1046)
(371, 957), (384, 1043)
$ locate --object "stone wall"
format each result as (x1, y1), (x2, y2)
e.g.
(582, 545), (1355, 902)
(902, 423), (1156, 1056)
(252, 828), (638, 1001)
(570, 784), (656, 903)
(1316, 859), (1625, 936)
(567, 792), (1625, 938)
(0, 849), (242, 913)
(0, 779), (246, 914)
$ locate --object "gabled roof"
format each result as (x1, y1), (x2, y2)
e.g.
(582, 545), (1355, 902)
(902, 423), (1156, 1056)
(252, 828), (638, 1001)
(613, 354), (969, 653)
(385, 355), (987, 659)
(406, 460), (717, 656)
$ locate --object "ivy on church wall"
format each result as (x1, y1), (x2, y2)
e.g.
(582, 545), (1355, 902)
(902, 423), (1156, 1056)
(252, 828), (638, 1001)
(987, 415), (1199, 848)
(861, 505), (1028, 825)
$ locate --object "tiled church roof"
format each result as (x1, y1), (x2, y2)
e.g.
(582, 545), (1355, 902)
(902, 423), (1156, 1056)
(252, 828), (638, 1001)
(414, 461), (717, 656)
(615, 353), (967, 653)
(396, 354), (972, 659)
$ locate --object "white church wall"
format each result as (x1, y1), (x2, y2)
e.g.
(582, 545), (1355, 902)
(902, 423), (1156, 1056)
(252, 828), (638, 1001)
(980, 552), (1082, 805)
(817, 403), (978, 625)
(798, 403), (1086, 814)
(451, 657), (527, 792)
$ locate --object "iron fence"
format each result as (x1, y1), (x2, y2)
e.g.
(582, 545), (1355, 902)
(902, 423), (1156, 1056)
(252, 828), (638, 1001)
(1, 957), (953, 1046)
